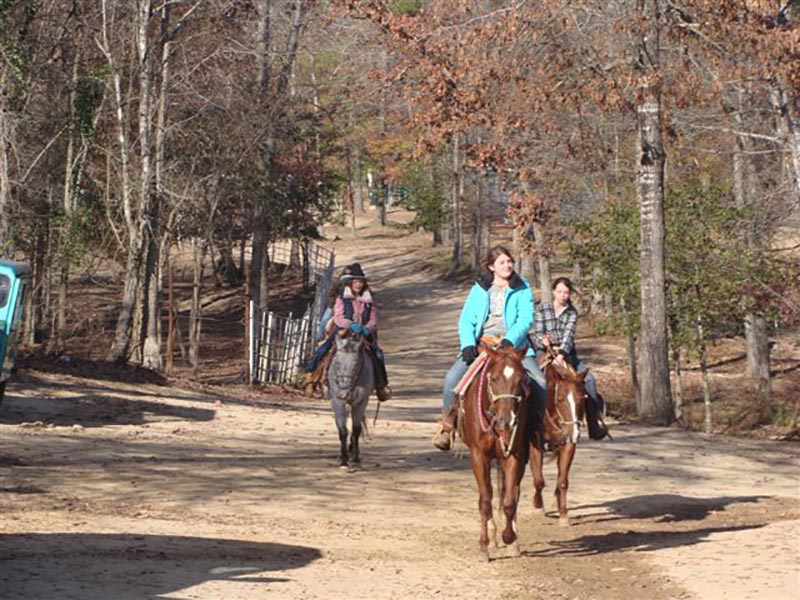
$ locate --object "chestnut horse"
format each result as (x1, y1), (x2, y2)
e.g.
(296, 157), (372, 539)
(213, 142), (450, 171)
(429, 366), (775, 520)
(460, 344), (530, 562)
(529, 352), (588, 526)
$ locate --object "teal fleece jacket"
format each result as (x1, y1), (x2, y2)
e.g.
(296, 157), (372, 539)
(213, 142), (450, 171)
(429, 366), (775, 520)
(457, 272), (534, 355)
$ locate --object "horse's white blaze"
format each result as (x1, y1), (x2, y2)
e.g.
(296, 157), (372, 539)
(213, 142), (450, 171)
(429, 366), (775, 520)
(567, 391), (580, 443)
(503, 365), (514, 380)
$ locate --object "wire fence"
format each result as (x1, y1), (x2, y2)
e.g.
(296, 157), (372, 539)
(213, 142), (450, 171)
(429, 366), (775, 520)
(250, 240), (335, 385)
(267, 239), (334, 288)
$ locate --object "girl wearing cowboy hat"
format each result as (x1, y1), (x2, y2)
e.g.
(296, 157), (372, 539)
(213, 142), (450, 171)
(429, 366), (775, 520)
(304, 263), (391, 401)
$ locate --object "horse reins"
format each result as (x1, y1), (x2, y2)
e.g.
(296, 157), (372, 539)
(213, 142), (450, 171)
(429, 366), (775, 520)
(334, 341), (366, 402)
(543, 367), (582, 446)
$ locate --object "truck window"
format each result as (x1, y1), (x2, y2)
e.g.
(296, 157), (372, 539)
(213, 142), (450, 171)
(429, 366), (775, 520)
(0, 275), (10, 308)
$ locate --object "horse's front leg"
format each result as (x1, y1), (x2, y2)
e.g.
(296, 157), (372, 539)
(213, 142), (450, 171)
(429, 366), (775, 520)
(349, 390), (370, 467)
(501, 457), (524, 555)
(529, 435), (546, 516)
(469, 449), (495, 562)
(555, 442), (576, 526)
(350, 410), (362, 466)
(331, 399), (349, 468)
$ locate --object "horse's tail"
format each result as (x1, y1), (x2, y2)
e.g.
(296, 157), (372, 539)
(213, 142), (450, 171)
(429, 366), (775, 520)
(361, 409), (371, 441)
(372, 400), (380, 427)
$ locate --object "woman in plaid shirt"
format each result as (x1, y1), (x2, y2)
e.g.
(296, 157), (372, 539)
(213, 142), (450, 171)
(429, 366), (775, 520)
(533, 277), (609, 440)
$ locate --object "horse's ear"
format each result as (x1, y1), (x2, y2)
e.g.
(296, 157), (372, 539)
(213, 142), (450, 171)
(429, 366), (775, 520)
(514, 344), (528, 360)
(483, 345), (497, 360)
(577, 369), (588, 381)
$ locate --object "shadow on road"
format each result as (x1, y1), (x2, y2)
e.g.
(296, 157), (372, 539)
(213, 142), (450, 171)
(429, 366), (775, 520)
(522, 523), (765, 558)
(519, 493), (772, 558)
(577, 493), (768, 523)
(1, 532), (322, 600)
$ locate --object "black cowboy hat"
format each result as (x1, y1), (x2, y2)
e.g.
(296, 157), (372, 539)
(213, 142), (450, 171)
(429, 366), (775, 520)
(343, 262), (366, 280)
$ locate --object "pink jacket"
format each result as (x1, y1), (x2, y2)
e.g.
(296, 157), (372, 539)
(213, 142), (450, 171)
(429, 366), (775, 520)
(334, 287), (377, 332)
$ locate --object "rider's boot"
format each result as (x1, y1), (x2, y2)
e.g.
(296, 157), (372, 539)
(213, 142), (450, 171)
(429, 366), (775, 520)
(586, 394), (610, 440)
(433, 404), (458, 451)
(376, 384), (392, 402)
(302, 372), (316, 397)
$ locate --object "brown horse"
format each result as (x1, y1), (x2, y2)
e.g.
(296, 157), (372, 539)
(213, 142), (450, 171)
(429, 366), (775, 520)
(460, 344), (530, 562)
(529, 353), (588, 526)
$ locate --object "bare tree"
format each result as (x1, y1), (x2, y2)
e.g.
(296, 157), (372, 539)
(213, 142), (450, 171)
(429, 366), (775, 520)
(635, 0), (673, 423)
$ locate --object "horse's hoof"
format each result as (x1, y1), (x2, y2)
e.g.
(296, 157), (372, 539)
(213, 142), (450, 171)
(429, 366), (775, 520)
(559, 516), (570, 527)
(478, 549), (490, 563)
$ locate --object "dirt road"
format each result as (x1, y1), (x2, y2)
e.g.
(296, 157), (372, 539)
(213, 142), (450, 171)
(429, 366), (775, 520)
(1, 215), (798, 600)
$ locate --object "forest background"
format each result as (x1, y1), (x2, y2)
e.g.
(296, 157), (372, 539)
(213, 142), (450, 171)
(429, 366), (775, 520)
(0, 0), (798, 435)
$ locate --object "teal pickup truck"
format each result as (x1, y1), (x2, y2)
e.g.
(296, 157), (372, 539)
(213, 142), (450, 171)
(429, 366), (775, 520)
(0, 260), (30, 403)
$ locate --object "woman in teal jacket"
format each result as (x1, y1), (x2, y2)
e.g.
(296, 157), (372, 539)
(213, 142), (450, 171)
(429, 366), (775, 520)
(433, 245), (545, 451)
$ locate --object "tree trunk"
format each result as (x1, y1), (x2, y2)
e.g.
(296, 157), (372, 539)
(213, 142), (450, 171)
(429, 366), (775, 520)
(346, 147), (357, 235)
(745, 315), (772, 412)
(256, 0), (272, 99)
(353, 151), (365, 215)
(110, 248), (143, 362)
(516, 225), (535, 286)
(451, 132), (463, 266)
(621, 297), (641, 411)
(635, 2), (673, 423)
(248, 0), (273, 339)
(0, 83), (11, 253)
(142, 4), (174, 371)
(732, 91), (772, 402)
(672, 347), (684, 423)
(376, 180), (387, 226)
(532, 221), (552, 304)
(217, 241), (241, 286)
(104, 0), (149, 362)
(189, 239), (205, 378)
(773, 86), (800, 203)
(166, 262), (175, 376)
(142, 237), (161, 370)
(289, 239), (301, 270)
(55, 50), (82, 351)
(696, 320), (713, 434)
(472, 177), (482, 272)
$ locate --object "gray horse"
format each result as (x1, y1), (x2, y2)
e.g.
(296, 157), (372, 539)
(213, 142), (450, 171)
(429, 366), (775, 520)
(327, 333), (374, 468)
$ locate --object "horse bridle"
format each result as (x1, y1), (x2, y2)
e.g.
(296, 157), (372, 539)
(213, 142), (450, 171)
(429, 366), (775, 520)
(332, 338), (366, 401)
(476, 356), (524, 458)
(544, 372), (582, 446)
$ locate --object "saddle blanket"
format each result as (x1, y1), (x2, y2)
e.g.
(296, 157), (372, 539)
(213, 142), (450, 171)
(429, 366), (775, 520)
(452, 351), (489, 397)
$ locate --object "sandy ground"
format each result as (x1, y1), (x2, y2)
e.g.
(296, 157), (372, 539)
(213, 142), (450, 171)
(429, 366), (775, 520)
(1, 213), (799, 600)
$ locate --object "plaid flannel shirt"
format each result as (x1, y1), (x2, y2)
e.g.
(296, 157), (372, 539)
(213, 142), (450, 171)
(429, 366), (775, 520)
(533, 301), (578, 355)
